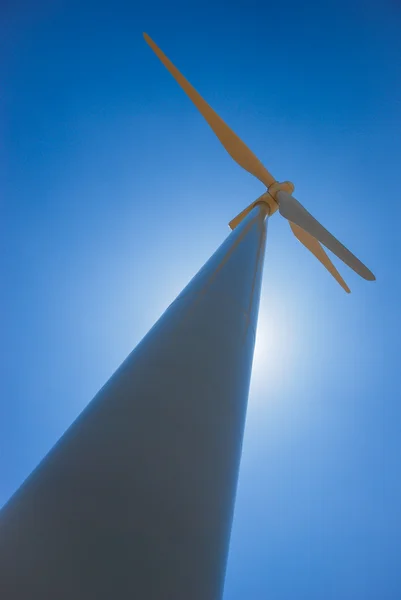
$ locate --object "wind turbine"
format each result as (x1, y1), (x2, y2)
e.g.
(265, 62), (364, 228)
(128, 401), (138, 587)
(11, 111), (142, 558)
(0, 34), (375, 600)
(143, 33), (375, 293)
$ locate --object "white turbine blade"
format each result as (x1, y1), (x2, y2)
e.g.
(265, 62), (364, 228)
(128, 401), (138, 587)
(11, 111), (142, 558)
(143, 33), (276, 188)
(289, 222), (350, 293)
(277, 191), (375, 281)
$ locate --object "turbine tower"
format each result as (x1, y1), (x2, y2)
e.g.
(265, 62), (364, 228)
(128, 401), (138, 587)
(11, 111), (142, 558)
(0, 34), (375, 599)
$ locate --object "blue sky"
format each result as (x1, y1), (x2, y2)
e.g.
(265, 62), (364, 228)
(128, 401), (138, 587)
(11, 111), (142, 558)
(2, 0), (401, 597)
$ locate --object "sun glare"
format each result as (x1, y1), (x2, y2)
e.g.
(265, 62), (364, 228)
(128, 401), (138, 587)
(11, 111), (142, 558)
(250, 297), (300, 399)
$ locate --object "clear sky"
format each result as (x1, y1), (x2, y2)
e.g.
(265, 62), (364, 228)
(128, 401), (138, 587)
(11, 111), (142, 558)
(2, 0), (401, 597)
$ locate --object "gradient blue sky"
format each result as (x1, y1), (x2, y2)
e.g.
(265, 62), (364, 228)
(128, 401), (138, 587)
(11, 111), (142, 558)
(2, 0), (401, 597)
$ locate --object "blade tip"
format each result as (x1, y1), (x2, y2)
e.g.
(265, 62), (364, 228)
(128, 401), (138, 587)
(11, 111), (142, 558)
(361, 269), (376, 282)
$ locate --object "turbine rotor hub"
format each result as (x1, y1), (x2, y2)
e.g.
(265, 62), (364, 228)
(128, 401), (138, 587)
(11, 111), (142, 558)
(228, 181), (295, 229)
(258, 181), (295, 215)
(268, 181), (295, 202)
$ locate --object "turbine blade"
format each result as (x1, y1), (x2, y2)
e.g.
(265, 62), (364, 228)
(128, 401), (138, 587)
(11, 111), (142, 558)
(143, 33), (276, 188)
(229, 202), (257, 230)
(289, 222), (350, 293)
(278, 191), (375, 281)
(228, 194), (270, 230)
